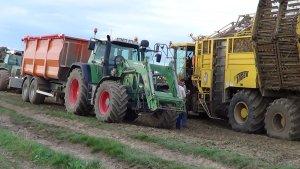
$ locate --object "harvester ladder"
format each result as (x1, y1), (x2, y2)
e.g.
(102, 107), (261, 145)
(198, 93), (223, 120)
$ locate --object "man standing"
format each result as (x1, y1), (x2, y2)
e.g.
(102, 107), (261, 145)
(176, 80), (187, 129)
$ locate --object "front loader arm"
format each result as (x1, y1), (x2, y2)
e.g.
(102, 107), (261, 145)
(123, 59), (159, 111)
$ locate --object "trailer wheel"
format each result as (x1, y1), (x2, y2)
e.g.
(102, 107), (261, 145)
(0, 69), (9, 91)
(29, 78), (45, 104)
(94, 81), (128, 122)
(65, 68), (90, 115)
(228, 90), (268, 133)
(265, 98), (300, 140)
(153, 104), (178, 129)
(22, 78), (30, 102)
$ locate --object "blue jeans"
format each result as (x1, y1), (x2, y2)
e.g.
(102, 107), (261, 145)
(176, 112), (187, 129)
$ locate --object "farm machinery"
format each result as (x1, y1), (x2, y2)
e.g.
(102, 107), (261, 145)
(19, 33), (183, 128)
(171, 3), (300, 140)
(0, 48), (23, 91)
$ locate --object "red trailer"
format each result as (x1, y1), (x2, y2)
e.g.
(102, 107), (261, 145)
(18, 34), (91, 109)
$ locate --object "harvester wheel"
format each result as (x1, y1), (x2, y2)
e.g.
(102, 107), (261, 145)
(65, 68), (90, 115)
(22, 78), (30, 102)
(28, 78), (45, 104)
(94, 81), (128, 122)
(152, 105), (178, 129)
(228, 89), (268, 133)
(0, 69), (9, 91)
(265, 98), (300, 140)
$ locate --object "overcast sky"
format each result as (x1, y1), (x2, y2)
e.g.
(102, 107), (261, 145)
(0, 0), (258, 50)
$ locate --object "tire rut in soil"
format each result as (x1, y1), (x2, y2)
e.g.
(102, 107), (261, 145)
(0, 100), (228, 169)
(0, 114), (134, 169)
(1, 92), (300, 167)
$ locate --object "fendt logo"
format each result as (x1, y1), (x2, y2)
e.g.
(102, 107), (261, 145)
(235, 71), (249, 83)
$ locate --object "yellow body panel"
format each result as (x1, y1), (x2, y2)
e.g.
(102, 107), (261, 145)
(225, 51), (257, 89)
(193, 35), (258, 95)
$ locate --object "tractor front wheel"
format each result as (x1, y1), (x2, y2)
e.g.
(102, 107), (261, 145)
(265, 98), (300, 140)
(94, 81), (128, 122)
(152, 105), (178, 129)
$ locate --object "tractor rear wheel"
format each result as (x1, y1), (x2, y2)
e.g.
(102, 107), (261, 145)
(265, 98), (300, 140)
(28, 78), (46, 104)
(94, 81), (128, 122)
(228, 89), (269, 133)
(0, 69), (9, 91)
(152, 105), (178, 129)
(65, 68), (90, 115)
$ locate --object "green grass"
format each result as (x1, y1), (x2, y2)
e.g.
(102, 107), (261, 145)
(0, 154), (22, 169)
(0, 106), (203, 169)
(0, 128), (102, 169)
(129, 133), (297, 169)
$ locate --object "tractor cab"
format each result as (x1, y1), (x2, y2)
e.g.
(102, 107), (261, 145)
(0, 50), (23, 73)
(0, 49), (23, 91)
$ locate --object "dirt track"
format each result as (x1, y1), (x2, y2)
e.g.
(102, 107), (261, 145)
(0, 91), (300, 168)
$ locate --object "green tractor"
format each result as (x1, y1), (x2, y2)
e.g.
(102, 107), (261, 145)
(0, 48), (23, 91)
(65, 35), (184, 128)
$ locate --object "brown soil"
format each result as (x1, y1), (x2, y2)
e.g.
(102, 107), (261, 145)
(1, 91), (300, 167)
(0, 99), (227, 169)
(0, 113), (136, 169)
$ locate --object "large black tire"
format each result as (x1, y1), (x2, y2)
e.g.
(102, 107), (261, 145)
(228, 90), (269, 133)
(0, 69), (9, 91)
(28, 78), (46, 104)
(265, 98), (300, 140)
(22, 78), (30, 102)
(94, 81), (128, 122)
(124, 108), (138, 122)
(154, 109), (178, 129)
(65, 68), (90, 115)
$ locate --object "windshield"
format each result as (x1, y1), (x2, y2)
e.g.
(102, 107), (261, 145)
(173, 46), (194, 79)
(4, 54), (22, 66)
(110, 44), (139, 61)
(89, 41), (106, 64)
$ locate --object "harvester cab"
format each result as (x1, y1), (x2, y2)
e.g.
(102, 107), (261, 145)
(85, 35), (184, 128)
(169, 43), (195, 81)
(169, 43), (199, 114)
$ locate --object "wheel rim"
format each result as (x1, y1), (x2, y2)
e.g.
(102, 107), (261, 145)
(68, 79), (79, 105)
(272, 113), (286, 131)
(99, 90), (110, 115)
(234, 102), (249, 124)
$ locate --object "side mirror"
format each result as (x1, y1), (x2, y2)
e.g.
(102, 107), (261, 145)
(155, 53), (162, 63)
(88, 41), (96, 50)
(140, 40), (149, 48)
